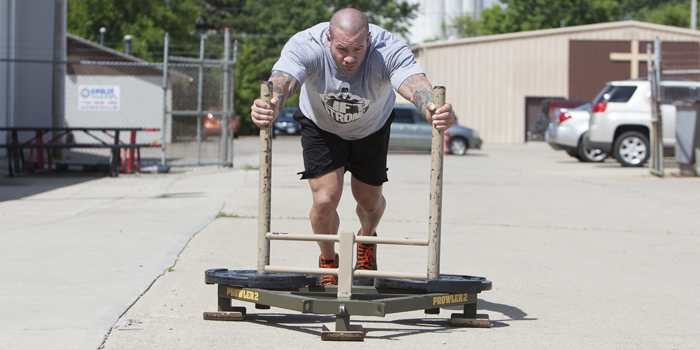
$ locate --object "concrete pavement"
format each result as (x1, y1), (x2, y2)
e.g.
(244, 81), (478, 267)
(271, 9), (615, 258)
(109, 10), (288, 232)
(1, 137), (699, 349)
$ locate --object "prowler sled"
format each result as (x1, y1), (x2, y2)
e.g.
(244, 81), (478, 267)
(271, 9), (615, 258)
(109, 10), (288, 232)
(203, 83), (492, 341)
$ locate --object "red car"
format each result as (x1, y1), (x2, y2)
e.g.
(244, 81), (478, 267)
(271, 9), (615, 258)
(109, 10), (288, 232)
(203, 108), (239, 138)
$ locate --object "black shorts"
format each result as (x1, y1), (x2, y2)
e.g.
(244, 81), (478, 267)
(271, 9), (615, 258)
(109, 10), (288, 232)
(293, 108), (395, 186)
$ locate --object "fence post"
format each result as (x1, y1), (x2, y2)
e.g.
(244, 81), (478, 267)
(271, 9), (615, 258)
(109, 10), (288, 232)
(655, 38), (663, 176)
(230, 40), (238, 166)
(221, 28), (231, 163)
(647, 43), (656, 174)
(196, 35), (206, 165)
(161, 33), (169, 169)
(648, 38), (664, 177)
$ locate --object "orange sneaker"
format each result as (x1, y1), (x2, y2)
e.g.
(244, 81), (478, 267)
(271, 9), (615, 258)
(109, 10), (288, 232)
(354, 229), (377, 286)
(318, 253), (339, 286)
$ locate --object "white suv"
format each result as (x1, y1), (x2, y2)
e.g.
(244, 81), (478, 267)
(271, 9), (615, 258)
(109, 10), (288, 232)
(585, 79), (700, 167)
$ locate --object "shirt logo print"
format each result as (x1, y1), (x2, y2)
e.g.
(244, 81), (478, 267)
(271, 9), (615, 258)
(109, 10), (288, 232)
(321, 82), (370, 124)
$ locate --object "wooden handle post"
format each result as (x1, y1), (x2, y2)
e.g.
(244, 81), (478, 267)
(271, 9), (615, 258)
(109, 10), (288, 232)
(427, 86), (445, 279)
(258, 81), (273, 273)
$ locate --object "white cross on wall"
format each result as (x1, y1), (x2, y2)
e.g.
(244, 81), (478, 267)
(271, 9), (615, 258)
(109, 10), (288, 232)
(609, 39), (655, 79)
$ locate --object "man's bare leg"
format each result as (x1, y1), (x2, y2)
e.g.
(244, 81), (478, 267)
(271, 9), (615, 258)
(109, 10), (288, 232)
(351, 176), (385, 237)
(308, 167), (344, 259)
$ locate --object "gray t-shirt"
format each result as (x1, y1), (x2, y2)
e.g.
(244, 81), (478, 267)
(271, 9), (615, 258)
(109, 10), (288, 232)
(272, 23), (424, 140)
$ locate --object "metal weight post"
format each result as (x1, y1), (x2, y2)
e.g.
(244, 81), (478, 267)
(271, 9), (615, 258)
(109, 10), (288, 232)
(258, 81), (273, 273)
(428, 86), (445, 279)
(204, 84), (492, 340)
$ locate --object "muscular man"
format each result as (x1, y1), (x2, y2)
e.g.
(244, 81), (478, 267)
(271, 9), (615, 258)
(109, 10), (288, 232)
(251, 8), (455, 286)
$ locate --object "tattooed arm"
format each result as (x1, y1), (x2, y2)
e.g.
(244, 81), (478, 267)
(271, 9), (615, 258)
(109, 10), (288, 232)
(397, 73), (455, 130)
(269, 70), (301, 111)
(251, 70), (301, 128)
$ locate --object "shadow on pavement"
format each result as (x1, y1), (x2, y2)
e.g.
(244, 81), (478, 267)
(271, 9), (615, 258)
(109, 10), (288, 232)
(213, 298), (533, 339)
(444, 299), (537, 328)
(0, 171), (103, 202)
(230, 312), (471, 340)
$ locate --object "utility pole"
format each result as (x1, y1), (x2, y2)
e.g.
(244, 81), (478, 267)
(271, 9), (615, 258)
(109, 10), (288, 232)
(693, 0), (697, 30)
(124, 35), (133, 55)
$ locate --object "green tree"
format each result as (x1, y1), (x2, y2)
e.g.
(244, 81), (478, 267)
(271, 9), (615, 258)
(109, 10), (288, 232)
(67, 0), (203, 61)
(478, 4), (515, 35)
(444, 13), (481, 38)
(199, 0), (419, 135)
(629, 3), (696, 28)
(68, 0), (418, 135)
(473, 0), (695, 37)
(618, 0), (686, 19)
(478, 0), (621, 35)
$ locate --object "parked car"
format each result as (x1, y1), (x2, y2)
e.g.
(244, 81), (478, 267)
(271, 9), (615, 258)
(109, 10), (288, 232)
(273, 107), (302, 138)
(535, 99), (590, 139)
(203, 107), (239, 139)
(585, 79), (700, 166)
(545, 103), (607, 162)
(389, 104), (482, 155)
(541, 99), (590, 121)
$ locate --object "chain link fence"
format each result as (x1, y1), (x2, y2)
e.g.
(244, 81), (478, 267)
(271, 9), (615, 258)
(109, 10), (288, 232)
(647, 38), (700, 176)
(165, 31), (237, 169)
(1, 32), (237, 172)
(167, 62), (233, 166)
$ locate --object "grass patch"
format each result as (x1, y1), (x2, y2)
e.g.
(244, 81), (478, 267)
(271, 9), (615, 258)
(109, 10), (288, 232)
(217, 211), (257, 219)
(216, 212), (308, 220)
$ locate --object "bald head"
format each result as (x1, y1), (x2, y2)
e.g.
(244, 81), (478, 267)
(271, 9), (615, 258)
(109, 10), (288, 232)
(326, 8), (371, 74)
(329, 8), (369, 39)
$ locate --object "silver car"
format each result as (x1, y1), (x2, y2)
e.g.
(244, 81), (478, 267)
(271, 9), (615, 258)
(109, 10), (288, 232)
(545, 103), (607, 162)
(389, 104), (482, 155)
